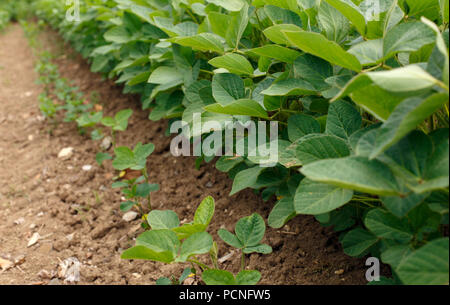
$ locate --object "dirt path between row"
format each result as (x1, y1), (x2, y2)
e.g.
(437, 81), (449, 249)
(0, 23), (368, 285)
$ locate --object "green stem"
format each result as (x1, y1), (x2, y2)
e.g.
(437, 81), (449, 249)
(240, 252), (245, 272)
(188, 258), (210, 271)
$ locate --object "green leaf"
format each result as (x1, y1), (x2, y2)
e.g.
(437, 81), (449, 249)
(381, 245), (413, 268)
(235, 213), (266, 248)
(243, 243), (272, 254)
(209, 54), (254, 75)
(383, 21), (436, 57)
(148, 210), (180, 230)
(95, 152), (112, 165)
(326, 100), (362, 141)
(156, 277), (172, 285)
(263, 24), (303, 45)
(301, 156), (401, 196)
(170, 33), (224, 54)
(283, 30), (362, 72)
(177, 232), (213, 262)
(381, 193), (429, 217)
(264, 5), (302, 27)
(324, 0), (366, 36)
(294, 178), (353, 215)
(370, 93), (449, 158)
(405, 0), (440, 17)
(136, 230), (179, 253)
(133, 142), (155, 163)
(148, 66), (183, 86)
(172, 223), (207, 240)
(194, 196), (215, 226)
(225, 3), (249, 49)
(348, 38), (384, 65)
(318, 0), (350, 43)
(293, 54), (333, 91)
(114, 109), (133, 131)
(261, 79), (317, 96)
(396, 238), (449, 285)
(342, 228), (378, 256)
(247, 45), (301, 63)
(121, 229), (179, 262)
(218, 228), (244, 248)
(287, 114), (321, 142)
(112, 146), (135, 170)
(204, 99), (269, 119)
(230, 166), (265, 195)
(120, 201), (135, 212)
(235, 270), (261, 285)
(207, 0), (245, 12)
(296, 134), (351, 164)
(104, 26), (131, 43)
(202, 269), (236, 285)
(364, 208), (413, 243)
(211, 73), (245, 106)
(410, 129), (449, 193)
(120, 245), (175, 263)
(268, 197), (296, 229)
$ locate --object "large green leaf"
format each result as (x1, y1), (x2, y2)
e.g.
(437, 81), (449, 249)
(383, 21), (436, 57)
(370, 93), (449, 158)
(324, 0), (366, 36)
(364, 208), (413, 243)
(293, 54), (333, 91)
(294, 178), (353, 215)
(263, 24), (303, 45)
(148, 66), (183, 86)
(170, 33), (224, 54)
(104, 26), (131, 43)
(202, 269), (236, 285)
(230, 166), (265, 195)
(296, 134), (350, 164)
(301, 156), (402, 196)
(147, 210), (180, 230)
(120, 245), (175, 263)
(325, 100), (362, 141)
(177, 232), (213, 262)
(211, 73), (246, 106)
(342, 228), (379, 256)
(287, 114), (321, 142)
(209, 53), (254, 75)
(283, 30), (362, 72)
(268, 197), (296, 228)
(235, 270), (261, 285)
(247, 45), (301, 63)
(318, 0), (350, 43)
(396, 238), (449, 285)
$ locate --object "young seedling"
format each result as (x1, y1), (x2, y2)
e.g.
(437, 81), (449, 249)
(218, 213), (272, 271)
(121, 196), (272, 285)
(101, 109), (133, 147)
(111, 142), (158, 213)
(95, 109), (133, 165)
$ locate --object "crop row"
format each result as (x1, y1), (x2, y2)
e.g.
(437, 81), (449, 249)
(18, 0), (450, 284)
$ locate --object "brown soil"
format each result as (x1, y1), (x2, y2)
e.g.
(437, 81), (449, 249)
(0, 23), (368, 285)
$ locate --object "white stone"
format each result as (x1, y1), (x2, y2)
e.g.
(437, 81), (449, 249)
(82, 165), (92, 171)
(58, 147), (74, 159)
(122, 211), (138, 222)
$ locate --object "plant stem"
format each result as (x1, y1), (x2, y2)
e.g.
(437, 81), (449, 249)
(142, 168), (152, 211)
(240, 252), (245, 272)
(188, 258), (210, 271)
